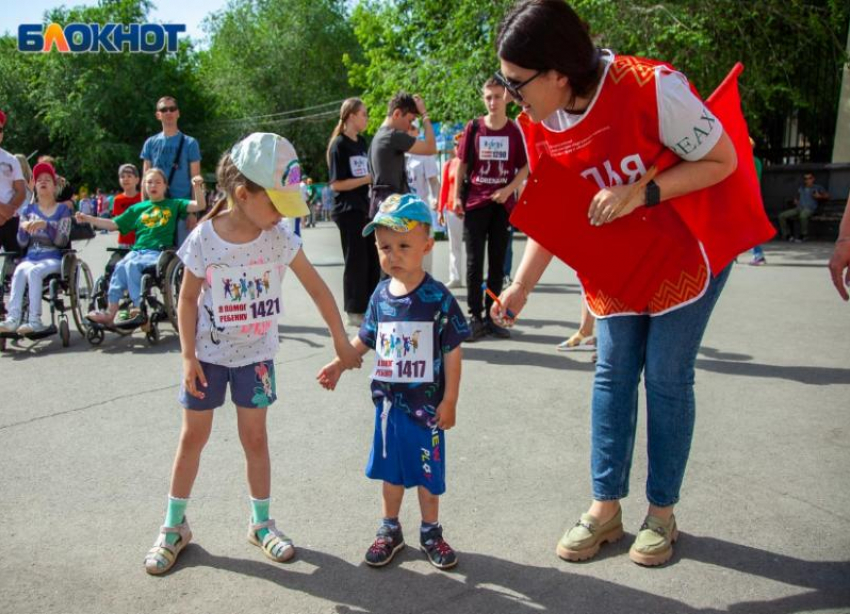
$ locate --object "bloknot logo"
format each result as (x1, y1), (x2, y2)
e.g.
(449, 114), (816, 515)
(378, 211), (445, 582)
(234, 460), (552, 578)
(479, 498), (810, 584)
(18, 23), (186, 53)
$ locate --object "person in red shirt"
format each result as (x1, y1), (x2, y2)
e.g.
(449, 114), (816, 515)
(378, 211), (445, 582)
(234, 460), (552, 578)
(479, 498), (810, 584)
(111, 164), (142, 247)
(438, 133), (465, 289)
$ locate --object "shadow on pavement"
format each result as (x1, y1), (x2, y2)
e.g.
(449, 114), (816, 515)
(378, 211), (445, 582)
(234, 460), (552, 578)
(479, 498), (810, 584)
(167, 539), (849, 614)
(696, 359), (850, 386)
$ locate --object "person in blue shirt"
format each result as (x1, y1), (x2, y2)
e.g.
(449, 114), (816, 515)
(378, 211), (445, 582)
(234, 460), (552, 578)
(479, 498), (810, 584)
(319, 193), (469, 570)
(140, 96), (202, 246)
(779, 173), (829, 242)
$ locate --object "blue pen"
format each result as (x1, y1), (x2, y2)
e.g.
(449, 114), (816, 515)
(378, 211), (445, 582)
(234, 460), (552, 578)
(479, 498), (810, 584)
(482, 283), (517, 320)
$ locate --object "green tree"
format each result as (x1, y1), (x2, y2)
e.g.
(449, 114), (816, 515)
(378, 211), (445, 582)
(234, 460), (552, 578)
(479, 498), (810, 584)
(195, 0), (362, 180)
(347, 0), (515, 132)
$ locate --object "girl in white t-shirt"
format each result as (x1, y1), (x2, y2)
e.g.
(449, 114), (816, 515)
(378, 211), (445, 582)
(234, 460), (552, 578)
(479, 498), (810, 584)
(144, 133), (362, 575)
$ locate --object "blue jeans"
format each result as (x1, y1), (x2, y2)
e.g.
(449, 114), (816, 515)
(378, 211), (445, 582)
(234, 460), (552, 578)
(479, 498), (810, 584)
(108, 250), (161, 306)
(590, 264), (731, 507)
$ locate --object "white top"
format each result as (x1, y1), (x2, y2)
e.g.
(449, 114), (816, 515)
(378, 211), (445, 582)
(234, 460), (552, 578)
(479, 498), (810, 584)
(405, 153), (439, 203)
(542, 51), (722, 162)
(0, 148), (24, 206)
(177, 219), (303, 367)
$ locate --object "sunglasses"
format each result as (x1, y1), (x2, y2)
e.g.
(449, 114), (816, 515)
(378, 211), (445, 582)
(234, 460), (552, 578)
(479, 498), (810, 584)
(494, 70), (543, 103)
(157, 106), (178, 113)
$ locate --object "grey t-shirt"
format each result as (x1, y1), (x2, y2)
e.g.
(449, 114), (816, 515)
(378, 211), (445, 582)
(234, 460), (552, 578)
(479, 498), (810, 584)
(368, 126), (416, 195)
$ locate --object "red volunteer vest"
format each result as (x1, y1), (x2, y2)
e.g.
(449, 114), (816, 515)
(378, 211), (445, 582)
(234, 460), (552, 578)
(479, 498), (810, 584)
(514, 56), (774, 316)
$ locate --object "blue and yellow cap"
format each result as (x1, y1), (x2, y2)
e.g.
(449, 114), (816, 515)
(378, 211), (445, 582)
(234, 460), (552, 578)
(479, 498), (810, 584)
(362, 193), (432, 237)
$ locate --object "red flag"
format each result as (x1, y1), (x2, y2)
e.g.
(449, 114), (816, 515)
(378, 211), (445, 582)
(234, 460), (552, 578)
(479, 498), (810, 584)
(668, 63), (775, 272)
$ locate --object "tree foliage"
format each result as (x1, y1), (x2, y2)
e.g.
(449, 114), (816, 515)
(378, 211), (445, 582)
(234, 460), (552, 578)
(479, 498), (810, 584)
(195, 0), (362, 180)
(346, 0), (516, 132)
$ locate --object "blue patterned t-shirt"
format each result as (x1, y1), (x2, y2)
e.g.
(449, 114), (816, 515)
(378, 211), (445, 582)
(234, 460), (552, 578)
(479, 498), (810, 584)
(359, 274), (469, 427)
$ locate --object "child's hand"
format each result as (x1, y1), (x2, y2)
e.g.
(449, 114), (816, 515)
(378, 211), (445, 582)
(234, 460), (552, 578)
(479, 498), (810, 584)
(335, 339), (363, 371)
(191, 175), (205, 187)
(435, 399), (457, 430)
(182, 357), (208, 399)
(317, 360), (343, 391)
(74, 211), (88, 224)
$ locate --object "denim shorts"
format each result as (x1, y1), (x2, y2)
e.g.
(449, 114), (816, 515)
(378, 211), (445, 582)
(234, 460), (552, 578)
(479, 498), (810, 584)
(179, 359), (277, 411)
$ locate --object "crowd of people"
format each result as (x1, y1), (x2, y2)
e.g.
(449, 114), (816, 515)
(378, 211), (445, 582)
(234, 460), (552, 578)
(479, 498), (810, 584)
(1, 0), (848, 582)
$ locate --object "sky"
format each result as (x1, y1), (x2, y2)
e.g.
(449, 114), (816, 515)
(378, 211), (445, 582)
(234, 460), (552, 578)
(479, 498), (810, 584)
(0, 0), (230, 46)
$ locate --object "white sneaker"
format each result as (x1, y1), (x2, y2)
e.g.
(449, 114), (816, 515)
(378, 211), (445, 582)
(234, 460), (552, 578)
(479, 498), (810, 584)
(446, 280), (463, 289)
(18, 321), (50, 335)
(0, 317), (20, 333)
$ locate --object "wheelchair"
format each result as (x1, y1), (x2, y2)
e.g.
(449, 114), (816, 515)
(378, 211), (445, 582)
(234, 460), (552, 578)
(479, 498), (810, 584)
(0, 248), (95, 351)
(85, 247), (183, 346)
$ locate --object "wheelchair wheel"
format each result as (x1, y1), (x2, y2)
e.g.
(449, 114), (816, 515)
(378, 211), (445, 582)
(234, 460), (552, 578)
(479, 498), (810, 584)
(146, 323), (160, 345)
(86, 326), (104, 346)
(59, 318), (70, 347)
(69, 260), (94, 336)
(163, 257), (183, 331)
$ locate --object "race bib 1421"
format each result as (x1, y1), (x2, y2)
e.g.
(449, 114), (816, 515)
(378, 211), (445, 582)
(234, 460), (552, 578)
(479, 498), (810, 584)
(209, 263), (282, 328)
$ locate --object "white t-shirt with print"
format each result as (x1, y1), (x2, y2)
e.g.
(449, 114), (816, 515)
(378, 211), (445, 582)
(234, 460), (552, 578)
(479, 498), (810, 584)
(542, 50), (722, 162)
(0, 148), (24, 206)
(177, 219), (303, 368)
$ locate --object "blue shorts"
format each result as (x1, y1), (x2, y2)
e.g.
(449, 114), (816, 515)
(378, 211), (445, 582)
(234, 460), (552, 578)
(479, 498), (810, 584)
(365, 397), (446, 496)
(179, 360), (277, 411)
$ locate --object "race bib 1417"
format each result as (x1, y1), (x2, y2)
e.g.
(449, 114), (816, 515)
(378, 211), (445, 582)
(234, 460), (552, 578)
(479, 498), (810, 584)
(372, 321), (434, 383)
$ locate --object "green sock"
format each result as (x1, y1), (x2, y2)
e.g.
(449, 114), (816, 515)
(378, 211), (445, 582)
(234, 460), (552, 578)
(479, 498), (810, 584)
(163, 496), (189, 546)
(251, 497), (271, 541)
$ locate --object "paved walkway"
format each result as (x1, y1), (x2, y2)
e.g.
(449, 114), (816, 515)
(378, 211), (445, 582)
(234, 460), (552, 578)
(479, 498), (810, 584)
(1, 225), (848, 614)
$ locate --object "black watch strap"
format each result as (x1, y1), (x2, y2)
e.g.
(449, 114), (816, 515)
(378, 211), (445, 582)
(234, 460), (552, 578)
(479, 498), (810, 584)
(645, 179), (661, 207)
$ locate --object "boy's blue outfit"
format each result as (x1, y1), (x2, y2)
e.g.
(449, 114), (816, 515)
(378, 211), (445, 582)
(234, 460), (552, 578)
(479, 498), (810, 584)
(358, 274), (468, 495)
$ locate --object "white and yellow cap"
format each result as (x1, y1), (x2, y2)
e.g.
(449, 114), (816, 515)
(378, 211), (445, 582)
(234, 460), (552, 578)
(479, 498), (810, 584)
(230, 132), (310, 218)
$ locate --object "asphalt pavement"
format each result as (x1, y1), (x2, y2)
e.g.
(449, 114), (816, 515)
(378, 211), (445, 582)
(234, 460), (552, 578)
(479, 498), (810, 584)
(1, 224), (848, 614)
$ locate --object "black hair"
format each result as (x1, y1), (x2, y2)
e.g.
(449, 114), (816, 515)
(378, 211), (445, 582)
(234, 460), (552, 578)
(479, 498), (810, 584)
(496, 0), (601, 101)
(386, 92), (419, 117)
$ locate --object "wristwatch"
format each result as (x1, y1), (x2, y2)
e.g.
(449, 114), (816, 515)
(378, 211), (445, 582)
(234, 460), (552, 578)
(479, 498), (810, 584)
(645, 179), (661, 207)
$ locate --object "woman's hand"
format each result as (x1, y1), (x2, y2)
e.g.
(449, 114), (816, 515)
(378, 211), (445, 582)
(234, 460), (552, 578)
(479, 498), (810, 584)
(587, 184), (645, 226)
(74, 211), (88, 224)
(490, 282), (528, 327)
(828, 240), (850, 301)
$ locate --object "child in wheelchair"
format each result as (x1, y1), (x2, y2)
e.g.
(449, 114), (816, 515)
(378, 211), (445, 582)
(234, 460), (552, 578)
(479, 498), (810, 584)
(0, 162), (72, 335)
(75, 167), (205, 328)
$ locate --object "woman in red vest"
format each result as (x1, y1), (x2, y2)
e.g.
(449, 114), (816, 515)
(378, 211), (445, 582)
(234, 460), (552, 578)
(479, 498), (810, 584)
(493, 0), (739, 566)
